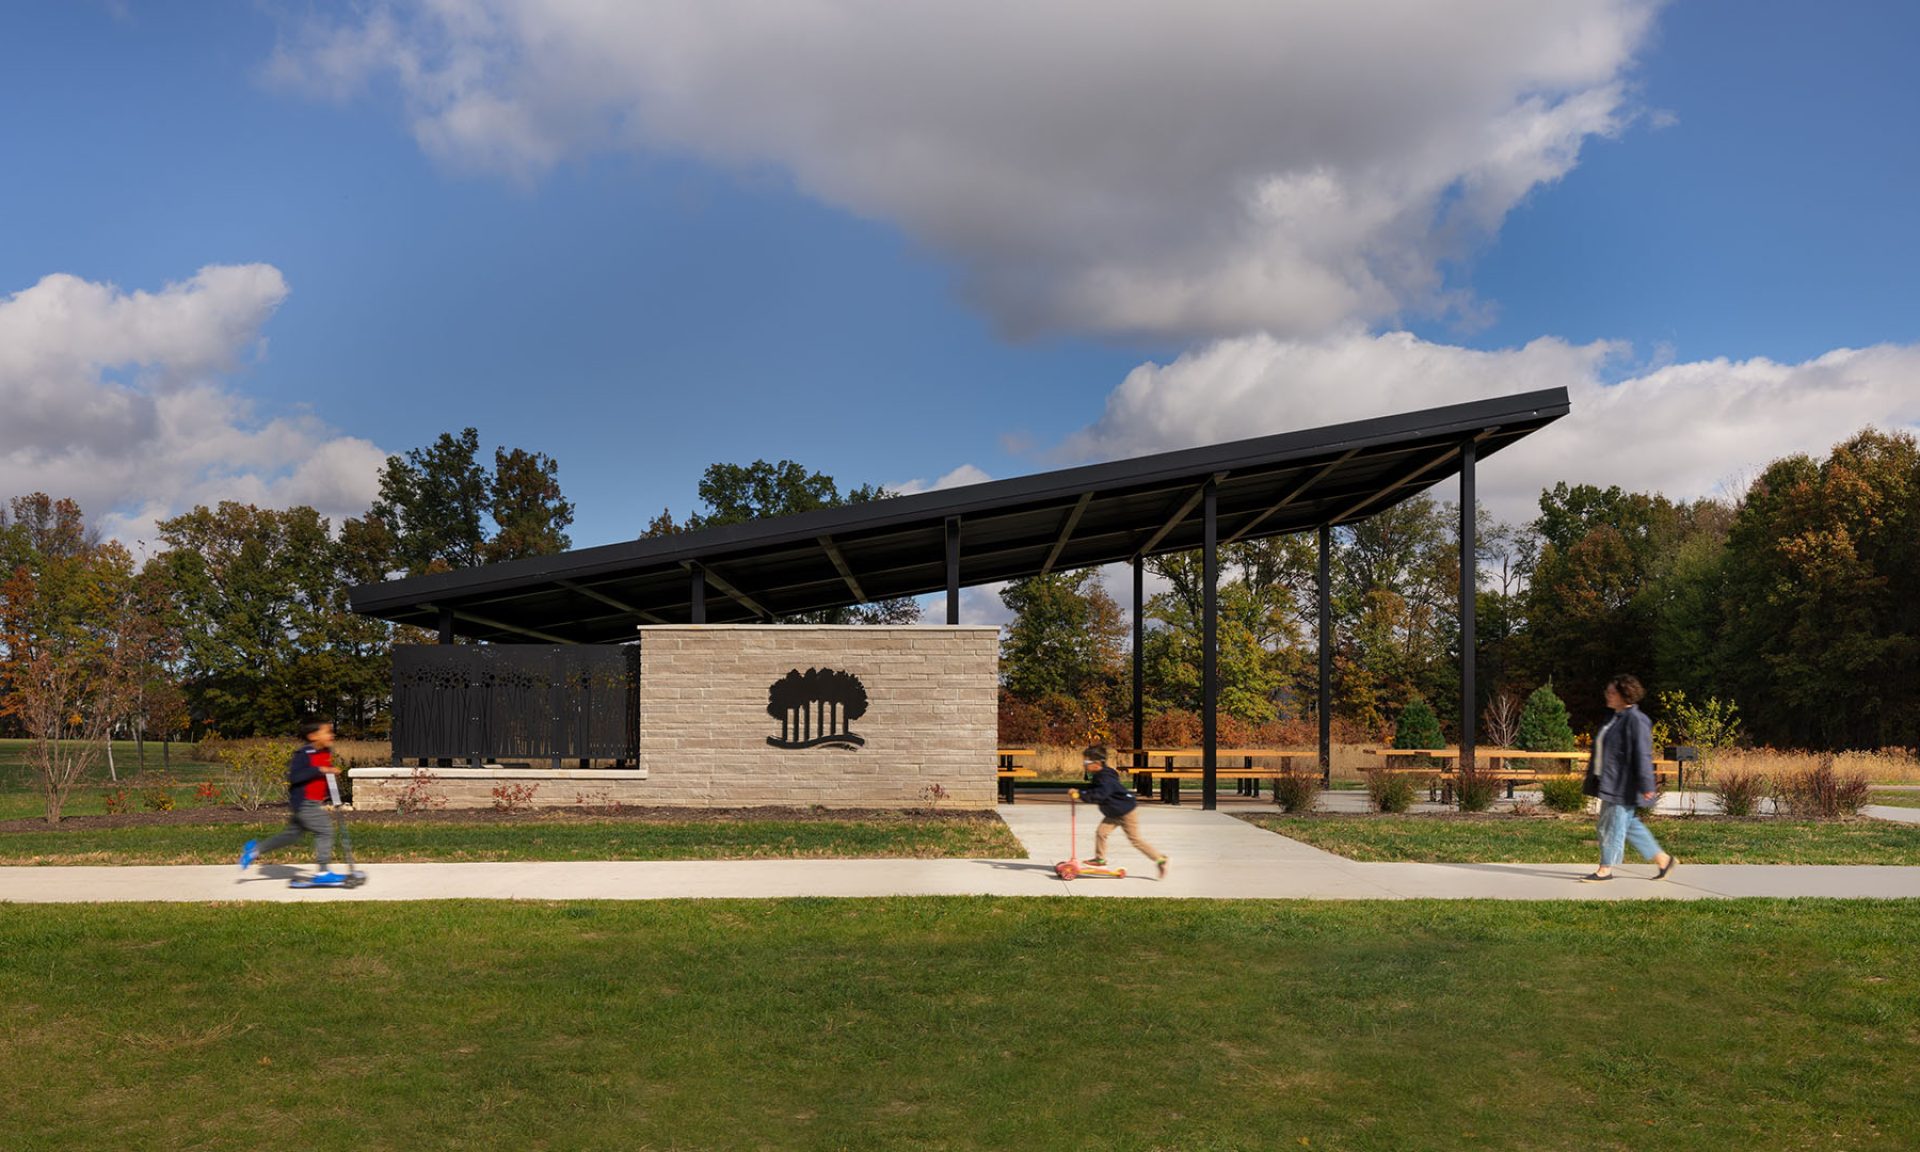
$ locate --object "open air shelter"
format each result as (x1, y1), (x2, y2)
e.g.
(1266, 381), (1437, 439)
(349, 388), (1570, 807)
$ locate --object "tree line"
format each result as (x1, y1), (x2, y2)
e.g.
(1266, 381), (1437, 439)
(996, 427), (1919, 753)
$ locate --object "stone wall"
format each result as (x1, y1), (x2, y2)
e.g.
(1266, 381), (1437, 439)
(351, 625), (1000, 811)
(632, 625), (1000, 809)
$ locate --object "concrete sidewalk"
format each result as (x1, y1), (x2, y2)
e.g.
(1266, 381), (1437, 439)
(2, 805), (1917, 903)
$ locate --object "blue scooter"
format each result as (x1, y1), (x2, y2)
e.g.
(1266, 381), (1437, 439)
(289, 775), (368, 889)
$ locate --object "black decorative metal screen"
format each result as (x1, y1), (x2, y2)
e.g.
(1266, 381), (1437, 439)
(392, 645), (640, 767)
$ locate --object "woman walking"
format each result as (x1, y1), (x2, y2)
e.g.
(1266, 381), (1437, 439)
(1582, 674), (1676, 883)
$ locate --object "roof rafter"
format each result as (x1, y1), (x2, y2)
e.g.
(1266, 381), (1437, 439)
(1039, 491), (1093, 576)
(557, 579), (667, 624)
(1134, 473), (1229, 559)
(688, 561), (773, 620)
(1223, 448), (1360, 545)
(817, 535), (866, 602)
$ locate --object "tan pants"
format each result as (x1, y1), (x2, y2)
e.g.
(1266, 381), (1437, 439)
(1095, 810), (1162, 863)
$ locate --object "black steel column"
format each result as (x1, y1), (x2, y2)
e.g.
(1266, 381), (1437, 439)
(1132, 556), (1144, 774)
(1202, 479), (1218, 810)
(689, 563), (706, 624)
(945, 516), (961, 625)
(1318, 522), (1332, 786)
(436, 608), (455, 767)
(1459, 438), (1477, 774)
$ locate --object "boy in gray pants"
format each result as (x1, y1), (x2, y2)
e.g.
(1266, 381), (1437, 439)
(239, 718), (342, 881)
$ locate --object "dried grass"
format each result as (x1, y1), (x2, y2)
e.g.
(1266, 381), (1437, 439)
(1708, 747), (1920, 785)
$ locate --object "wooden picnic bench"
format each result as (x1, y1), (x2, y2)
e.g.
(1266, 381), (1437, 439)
(996, 748), (1038, 803)
(1363, 748), (1678, 802)
(1116, 748), (1322, 804)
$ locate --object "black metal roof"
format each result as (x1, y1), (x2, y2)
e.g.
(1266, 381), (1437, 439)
(349, 388), (1569, 643)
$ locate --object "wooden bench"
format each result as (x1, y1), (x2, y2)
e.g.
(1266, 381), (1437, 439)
(1364, 748), (1678, 802)
(1117, 748), (1322, 801)
(995, 749), (1037, 803)
(1140, 768), (1310, 805)
(995, 768), (1038, 803)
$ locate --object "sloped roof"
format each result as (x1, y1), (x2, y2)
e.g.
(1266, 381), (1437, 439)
(348, 388), (1569, 643)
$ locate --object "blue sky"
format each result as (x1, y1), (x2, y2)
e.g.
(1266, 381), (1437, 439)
(2, 1), (1916, 557)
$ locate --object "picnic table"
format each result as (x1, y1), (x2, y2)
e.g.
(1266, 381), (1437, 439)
(1115, 748), (1322, 804)
(995, 748), (1038, 803)
(1362, 748), (1679, 801)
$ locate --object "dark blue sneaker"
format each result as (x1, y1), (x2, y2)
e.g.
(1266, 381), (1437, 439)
(239, 841), (258, 871)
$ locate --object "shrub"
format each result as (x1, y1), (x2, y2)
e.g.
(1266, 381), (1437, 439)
(1772, 756), (1873, 819)
(102, 787), (129, 815)
(215, 741), (297, 812)
(490, 781), (540, 813)
(139, 774), (178, 812)
(1711, 769), (1766, 818)
(1364, 769), (1416, 814)
(1271, 772), (1321, 814)
(193, 780), (224, 807)
(1516, 683), (1577, 751)
(1538, 776), (1589, 815)
(1654, 689), (1743, 761)
(574, 790), (625, 814)
(393, 767), (447, 815)
(1393, 696), (1445, 751)
(1453, 766), (1500, 813)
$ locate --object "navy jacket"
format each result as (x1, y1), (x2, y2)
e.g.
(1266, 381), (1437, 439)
(286, 744), (326, 810)
(1082, 765), (1138, 818)
(1591, 706), (1657, 807)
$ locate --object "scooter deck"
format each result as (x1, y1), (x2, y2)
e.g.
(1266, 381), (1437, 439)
(289, 872), (368, 889)
(1054, 860), (1127, 880)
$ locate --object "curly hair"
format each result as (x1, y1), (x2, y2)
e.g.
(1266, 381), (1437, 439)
(1606, 674), (1645, 705)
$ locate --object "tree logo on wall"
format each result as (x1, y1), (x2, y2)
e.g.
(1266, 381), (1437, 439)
(767, 668), (868, 749)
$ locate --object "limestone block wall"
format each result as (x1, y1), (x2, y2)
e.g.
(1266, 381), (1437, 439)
(634, 625), (1000, 809)
(351, 625), (1001, 811)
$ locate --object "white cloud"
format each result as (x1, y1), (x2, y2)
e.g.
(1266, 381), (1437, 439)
(0, 267), (388, 544)
(891, 463), (993, 496)
(268, 0), (1662, 340)
(1065, 331), (1920, 523)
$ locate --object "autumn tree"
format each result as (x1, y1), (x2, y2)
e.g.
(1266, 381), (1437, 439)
(156, 502), (391, 737)
(0, 496), (149, 822)
(485, 447), (574, 562)
(999, 570), (1128, 740)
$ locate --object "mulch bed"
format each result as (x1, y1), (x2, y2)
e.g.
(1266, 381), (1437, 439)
(0, 806), (999, 834)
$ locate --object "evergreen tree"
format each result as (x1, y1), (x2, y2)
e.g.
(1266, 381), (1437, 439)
(1516, 682), (1577, 751)
(1391, 694), (1445, 749)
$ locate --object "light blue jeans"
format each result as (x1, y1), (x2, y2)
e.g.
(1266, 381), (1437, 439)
(1597, 800), (1664, 869)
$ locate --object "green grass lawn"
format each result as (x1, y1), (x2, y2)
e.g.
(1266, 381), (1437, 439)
(0, 813), (1023, 865)
(1248, 813), (1920, 865)
(1871, 790), (1920, 809)
(1, 899), (1914, 1151)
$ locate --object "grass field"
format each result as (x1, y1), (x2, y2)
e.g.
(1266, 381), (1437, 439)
(0, 812), (1022, 865)
(1246, 813), (1920, 865)
(1871, 790), (1920, 809)
(1, 898), (1914, 1151)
